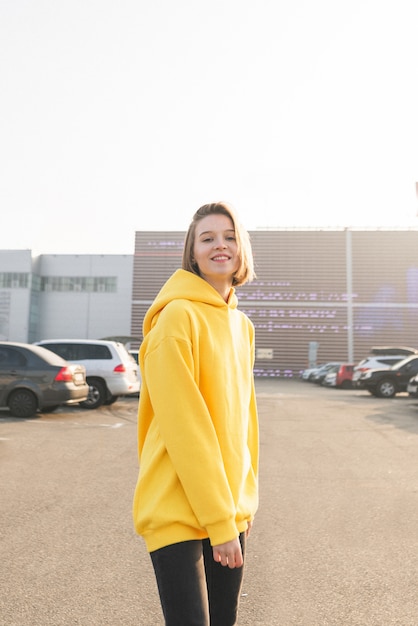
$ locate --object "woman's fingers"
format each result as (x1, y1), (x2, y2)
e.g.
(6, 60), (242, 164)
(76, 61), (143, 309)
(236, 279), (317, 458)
(212, 538), (243, 568)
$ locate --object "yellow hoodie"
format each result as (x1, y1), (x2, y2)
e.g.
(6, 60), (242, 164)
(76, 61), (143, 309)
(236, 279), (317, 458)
(132, 269), (259, 552)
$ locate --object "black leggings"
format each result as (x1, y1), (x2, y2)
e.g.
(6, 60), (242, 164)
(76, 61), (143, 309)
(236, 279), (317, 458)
(150, 533), (246, 626)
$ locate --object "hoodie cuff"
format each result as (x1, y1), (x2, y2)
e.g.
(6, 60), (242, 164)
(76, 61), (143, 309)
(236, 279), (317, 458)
(205, 519), (239, 547)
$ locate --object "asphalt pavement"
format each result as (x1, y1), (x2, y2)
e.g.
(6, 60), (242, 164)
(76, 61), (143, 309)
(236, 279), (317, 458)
(1, 380), (417, 625)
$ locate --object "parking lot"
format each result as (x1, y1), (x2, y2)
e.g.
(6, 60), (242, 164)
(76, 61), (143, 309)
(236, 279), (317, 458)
(1, 379), (418, 625)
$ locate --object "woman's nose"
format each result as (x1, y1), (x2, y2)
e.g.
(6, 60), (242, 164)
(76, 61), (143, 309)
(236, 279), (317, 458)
(214, 239), (227, 248)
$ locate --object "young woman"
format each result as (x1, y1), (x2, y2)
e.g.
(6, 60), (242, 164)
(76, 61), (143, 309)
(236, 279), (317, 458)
(133, 202), (259, 626)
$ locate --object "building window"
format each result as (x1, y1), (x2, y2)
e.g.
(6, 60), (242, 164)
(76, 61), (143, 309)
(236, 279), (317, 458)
(0, 273), (29, 289)
(40, 276), (117, 293)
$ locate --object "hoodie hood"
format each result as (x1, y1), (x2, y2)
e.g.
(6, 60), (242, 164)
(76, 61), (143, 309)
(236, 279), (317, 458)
(143, 269), (238, 336)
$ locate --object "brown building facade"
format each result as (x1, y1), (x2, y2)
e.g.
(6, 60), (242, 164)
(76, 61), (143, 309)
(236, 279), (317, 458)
(131, 229), (418, 377)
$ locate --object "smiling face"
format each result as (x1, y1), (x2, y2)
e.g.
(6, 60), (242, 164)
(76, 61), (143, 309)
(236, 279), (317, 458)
(192, 213), (240, 298)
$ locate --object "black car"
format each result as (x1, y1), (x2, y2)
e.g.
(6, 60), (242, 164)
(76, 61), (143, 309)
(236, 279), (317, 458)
(0, 342), (89, 418)
(358, 355), (418, 398)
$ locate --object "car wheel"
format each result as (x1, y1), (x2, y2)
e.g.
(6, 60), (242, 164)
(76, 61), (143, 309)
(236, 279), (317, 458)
(8, 389), (38, 418)
(104, 395), (118, 405)
(79, 379), (107, 409)
(340, 380), (352, 389)
(376, 379), (396, 398)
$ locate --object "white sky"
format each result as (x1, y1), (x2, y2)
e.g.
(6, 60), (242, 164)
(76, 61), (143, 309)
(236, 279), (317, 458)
(1, 0), (417, 255)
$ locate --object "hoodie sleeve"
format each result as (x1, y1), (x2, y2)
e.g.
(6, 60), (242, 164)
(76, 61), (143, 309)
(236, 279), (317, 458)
(143, 325), (240, 546)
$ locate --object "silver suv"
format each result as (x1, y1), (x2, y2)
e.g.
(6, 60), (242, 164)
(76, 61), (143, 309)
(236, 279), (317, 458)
(352, 347), (418, 385)
(36, 339), (140, 409)
(352, 356), (404, 384)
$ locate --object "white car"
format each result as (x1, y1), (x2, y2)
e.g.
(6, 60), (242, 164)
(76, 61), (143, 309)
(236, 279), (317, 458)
(301, 364), (325, 381)
(352, 355), (410, 384)
(323, 370), (338, 387)
(407, 373), (418, 397)
(36, 339), (141, 409)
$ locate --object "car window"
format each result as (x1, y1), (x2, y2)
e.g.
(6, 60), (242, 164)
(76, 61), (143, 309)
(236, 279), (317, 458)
(393, 357), (418, 371)
(129, 351), (139, 364)
(0, 346), (27, 367)
(43, 343), (112, 360)
(76, 344), (112, 360)
(43, 343), (74, 360)
(378, 358), (401, 366)
(401, 359), (418, 373)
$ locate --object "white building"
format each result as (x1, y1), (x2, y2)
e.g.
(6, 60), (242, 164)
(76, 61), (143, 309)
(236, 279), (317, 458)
(0, 251), (133, 343)
(0, 250), (34, 342)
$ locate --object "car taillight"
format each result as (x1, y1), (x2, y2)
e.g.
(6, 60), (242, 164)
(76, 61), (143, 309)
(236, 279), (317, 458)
(55, 367), (73, 382)
(114, 363), (126, 373)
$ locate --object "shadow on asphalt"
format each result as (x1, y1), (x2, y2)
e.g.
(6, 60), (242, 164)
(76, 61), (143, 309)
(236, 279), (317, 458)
(360, 393), (418, 435)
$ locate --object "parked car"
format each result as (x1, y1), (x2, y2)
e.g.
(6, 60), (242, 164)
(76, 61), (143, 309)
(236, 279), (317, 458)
(129, 350), (139, 365)
(352, 352), (416, 386)
(300, 363), (324, 380)
(407, 373), (418, 397)
(358, 355), (418, 398)
(323, 363), (354, 388)
(310, 362), (342, 385)
(0, 341), (89, 418)
(36, 339), (141, 409)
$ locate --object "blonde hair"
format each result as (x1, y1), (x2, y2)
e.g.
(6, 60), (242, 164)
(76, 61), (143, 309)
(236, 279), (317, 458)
(182, 202), (255, 286)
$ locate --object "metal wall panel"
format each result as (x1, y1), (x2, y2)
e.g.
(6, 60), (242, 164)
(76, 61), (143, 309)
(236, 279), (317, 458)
(131, 232), (184, 348)
(236, 230), (349, 375)
(131, 228), (418, 376)
(351, 230), (418, 358)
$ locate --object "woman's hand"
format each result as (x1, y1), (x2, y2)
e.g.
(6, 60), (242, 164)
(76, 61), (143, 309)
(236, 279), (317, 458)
(212, 537), (243, 569)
